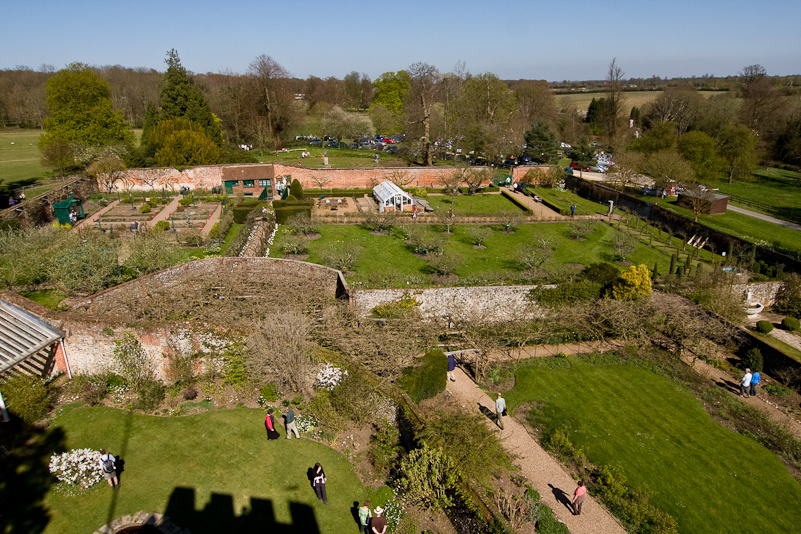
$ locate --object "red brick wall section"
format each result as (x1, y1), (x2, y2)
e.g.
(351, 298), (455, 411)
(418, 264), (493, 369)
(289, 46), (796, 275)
(54, 341), (68, 375)
(122, 164), (493, 191)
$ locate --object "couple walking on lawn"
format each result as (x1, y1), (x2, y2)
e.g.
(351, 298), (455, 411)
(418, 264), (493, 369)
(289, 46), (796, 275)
(265, 407), (301, 440)
(358, 500), (388, 534)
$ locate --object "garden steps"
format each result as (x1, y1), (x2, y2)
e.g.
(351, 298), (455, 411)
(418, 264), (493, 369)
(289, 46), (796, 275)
(447, 366), (627, 534)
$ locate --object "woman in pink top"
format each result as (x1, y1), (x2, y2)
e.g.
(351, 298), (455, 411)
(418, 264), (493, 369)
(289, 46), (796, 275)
(572, 480), (587, 515)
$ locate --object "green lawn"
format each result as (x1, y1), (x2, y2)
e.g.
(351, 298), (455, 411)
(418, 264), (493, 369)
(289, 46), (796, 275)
(424, 193), (527, 215)
(30, 405), (367, 534)
(505, 358), (801, 534)
(716, 168), (801, 211)
(254, 145), (410, 169)
(273, 221), (677, 287)
(530, 187), (614, 216)
(656, 199), (801, 256)
(0, 128), (51, 187)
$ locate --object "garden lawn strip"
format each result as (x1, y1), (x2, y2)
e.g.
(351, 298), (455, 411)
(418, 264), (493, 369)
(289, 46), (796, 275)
(447, 366), (627, 534)
(40, 405), (368, 534)
(505, 359), (801, 534)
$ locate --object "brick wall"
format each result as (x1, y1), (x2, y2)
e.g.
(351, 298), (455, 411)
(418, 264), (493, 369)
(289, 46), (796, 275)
(121, 164), (491, 192)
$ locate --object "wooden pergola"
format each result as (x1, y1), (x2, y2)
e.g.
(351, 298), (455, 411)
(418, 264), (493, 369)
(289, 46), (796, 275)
(0, 298), (66, 379)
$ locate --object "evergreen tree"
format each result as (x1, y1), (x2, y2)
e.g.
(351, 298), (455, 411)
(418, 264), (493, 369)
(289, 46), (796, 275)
(145, 50), (223, 148)
(523, 120), (559, 163)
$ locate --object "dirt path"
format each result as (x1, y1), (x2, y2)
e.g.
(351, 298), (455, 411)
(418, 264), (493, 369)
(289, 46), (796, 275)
(72, 199), (120, 231)
(446, 367), (627, 534)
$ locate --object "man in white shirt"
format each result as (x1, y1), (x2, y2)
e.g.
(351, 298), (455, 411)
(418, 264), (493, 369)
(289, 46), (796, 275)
(495, 393), (507, 430)
(740, 369), (752, 398)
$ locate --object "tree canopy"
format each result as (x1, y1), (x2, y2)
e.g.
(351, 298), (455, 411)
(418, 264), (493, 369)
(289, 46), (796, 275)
(38, 63), (134, 158)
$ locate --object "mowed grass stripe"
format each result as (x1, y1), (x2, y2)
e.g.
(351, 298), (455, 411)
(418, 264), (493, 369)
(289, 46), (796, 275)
(506, 361), (801, 533)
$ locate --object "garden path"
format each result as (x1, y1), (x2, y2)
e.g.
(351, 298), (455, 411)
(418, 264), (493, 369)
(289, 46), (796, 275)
(148, 195), (183, 225)
(72, 199), (119, 231)
(447, 366), (627, 534)
(202, 202), (222, 237)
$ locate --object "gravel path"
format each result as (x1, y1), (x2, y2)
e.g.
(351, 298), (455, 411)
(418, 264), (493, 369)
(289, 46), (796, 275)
(446, 367), (627, 534)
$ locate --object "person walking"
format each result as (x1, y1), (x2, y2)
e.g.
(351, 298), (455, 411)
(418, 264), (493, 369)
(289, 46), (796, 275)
(313, 463), (327, 505)
(447, 354), (456, 382)
(572, 480), (587, 515)
(740, 368), (752, 398)
(358, 500), (372, 533)
(370, 506), (387, 534)
(495, 393), (506, 430)
(284, 407), (300, 439)
(98, 449), (119, 489)
(750, 369), (761, 397)
(570, 204), (576, 217)
(265, 408), (280, 440)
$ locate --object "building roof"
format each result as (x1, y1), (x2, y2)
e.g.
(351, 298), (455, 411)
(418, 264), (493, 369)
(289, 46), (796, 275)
(0, 298), (63, 376)
(221, 165), (274, 182)
(373, 180), (411, 203)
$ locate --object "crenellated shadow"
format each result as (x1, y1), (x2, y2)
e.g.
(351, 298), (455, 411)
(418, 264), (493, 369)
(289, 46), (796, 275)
(164, 486), (320, 533)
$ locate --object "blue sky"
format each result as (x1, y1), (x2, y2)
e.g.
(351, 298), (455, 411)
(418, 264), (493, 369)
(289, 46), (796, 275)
(2, 0), (799, 80)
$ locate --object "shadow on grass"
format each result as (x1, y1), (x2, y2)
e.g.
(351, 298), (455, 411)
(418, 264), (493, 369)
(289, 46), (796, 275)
(0, 417), (67, 534)
(164, 486), (320, 533)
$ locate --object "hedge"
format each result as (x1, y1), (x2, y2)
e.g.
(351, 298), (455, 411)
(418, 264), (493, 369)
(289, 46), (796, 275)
(233, 201), (269, 224)
(781, 317), (800, 331)
(398, 349), (447, 403)
(275, 206), (312, 224)
(499, 190), (533, 213)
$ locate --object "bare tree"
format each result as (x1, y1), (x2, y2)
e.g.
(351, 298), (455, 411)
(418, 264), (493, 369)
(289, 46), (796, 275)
(406, 62), (440, 166)
(248, 312), (314, 393)
(607, 151), (645, 189)
(439, 167), (466, 196)
(682, 183), (717, 222)
(611, 231), (638, 261)
(386, 169), (414, 188)
(310, 173), (332, 190)
(498, 211), (527, 233)
(319, 241), (363, 271)
(605, 58), (626, 144)
(464, 167), (493, 194)
(87, 156), (127, 193)
(467, 226), (492, 247)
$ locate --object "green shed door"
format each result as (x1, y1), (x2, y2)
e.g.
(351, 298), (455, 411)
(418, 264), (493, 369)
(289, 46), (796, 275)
(224, 181), (237, 194)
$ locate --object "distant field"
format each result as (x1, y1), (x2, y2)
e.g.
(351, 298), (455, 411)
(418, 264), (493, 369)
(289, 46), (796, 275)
(0, 128), (50, 187)
(555, 90), (723, 112)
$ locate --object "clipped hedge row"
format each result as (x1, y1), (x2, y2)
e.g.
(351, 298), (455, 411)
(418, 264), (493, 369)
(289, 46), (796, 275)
(398, 349), (447, 403)
(500, 190), (533, 213)
(233, 201), (269, 224)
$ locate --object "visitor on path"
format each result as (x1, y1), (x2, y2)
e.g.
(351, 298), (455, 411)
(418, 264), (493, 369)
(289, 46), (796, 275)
(98, 449), (119, 489)
(571, 204), (576, 217)
(750, 369), (761, 397)
(370, 506), (387, 534)
(740, 369), (753, 398)
(313, 463), (328, 505)
(495, 393), (506, 430)
(265, 408), (280, 440)
(374, 154), (379, 164)
(130, 221), (139, 235)
(412, 205), (418, 219)
(284, 407), (300, 439)
(572, 480), (587, 515)
(358, 500), (372, 533)
(447, 354), (456, 382)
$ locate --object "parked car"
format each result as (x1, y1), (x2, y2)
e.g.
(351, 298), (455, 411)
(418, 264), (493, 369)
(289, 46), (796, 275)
(569, 162), (590, 172)
(590, 165), (607, 173)
(326, 141), (339, 148)
(309, 138), (322, 146)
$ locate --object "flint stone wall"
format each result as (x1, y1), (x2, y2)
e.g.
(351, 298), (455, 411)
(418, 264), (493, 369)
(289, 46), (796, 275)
(351, 285), (552, 322)
(734, 281), (782, 307)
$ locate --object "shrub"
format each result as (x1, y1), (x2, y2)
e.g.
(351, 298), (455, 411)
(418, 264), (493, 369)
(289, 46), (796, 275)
(183, 386), (198, 400)
(398, 349), (447, 403)
(290, 178), (304, 199)
(369, 421), (402, 472)
(135, 380), (165, 412)
(260, 383), (279, 402)
(530, 281), (603, 307)
(2, 374), (50, 423)
(396, 444), (458, 512)
(72, 373), (109, 405)
(580, 263), (620, 287)
(154, 220), (169, 232)
(781, 317), (800, 331)
(330, 373), (386, 425)
(222, 343), (249, 387)
(372, 293), (421, 318)
(140, 204), (151, 213)
(178, 197), (193, 207)
(49, 448), (103, 490)
(534, 504), (570, 534)
(113, 332), (154, 391)
(764, 383), (792, 396)
(609, 264), (652, 300)
(742, 348), (764, 372)
(756, 320), (774, 334)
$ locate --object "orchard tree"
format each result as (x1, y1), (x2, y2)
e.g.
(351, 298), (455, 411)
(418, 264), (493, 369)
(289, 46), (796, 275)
(321, 106), (374, 147)
(87, 156), (127, 193)
(38, 63), (134, 164)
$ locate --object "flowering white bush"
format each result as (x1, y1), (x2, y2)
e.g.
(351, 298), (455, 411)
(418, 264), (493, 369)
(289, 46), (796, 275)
(315, 363), (347, 391)
(49, 448), (103, 490)
(382, 496), (405, 531)
(295, 414), (318, 433)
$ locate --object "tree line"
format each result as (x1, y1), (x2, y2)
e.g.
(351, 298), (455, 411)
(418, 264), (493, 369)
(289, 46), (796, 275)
(3, 53), (800, 174)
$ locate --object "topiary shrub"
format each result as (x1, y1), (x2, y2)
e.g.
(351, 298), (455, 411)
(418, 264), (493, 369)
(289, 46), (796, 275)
(290, 179), (304, 199)
(781, 317), (800, 331)
(742, 348), (763, 372)
(398, 349), (447, 403)
(2, 374), (51, 423)
(756, 320), (774, 334)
